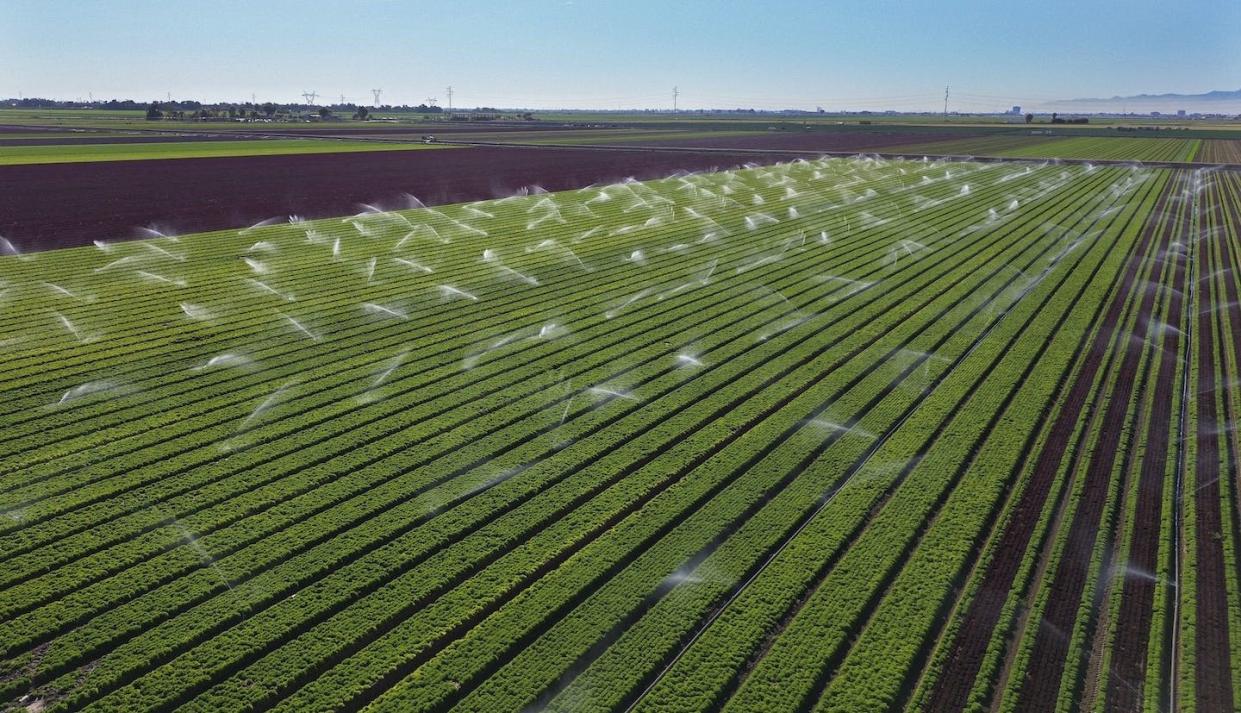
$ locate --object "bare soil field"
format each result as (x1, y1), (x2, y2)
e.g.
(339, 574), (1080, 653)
(0, 145), (795, 251)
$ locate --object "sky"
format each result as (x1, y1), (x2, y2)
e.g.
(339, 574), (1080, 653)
(3, 0), (1239, 111)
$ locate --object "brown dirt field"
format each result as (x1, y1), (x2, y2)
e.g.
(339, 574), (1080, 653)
(0, 145), (798, 252)
(923, 178), (1179, 713)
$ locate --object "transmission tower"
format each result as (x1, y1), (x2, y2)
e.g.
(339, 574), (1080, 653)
(427, 97), (438, 108)
(302, 90), (318, 105)
(673, 86), (679, 113)
(943, 85), (949, 121)
(339, 93), (346, 106)
(446, 86), (454, 111)
(371, 89), (382, 107)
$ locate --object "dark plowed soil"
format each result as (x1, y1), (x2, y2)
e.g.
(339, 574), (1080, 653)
(0, 146), (793, 252)
(923, 177), (1178, 713)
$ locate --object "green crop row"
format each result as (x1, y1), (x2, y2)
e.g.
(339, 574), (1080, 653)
(201, 168), (1136, 713)
(0, 162), (1018, 628)
(50, 163), (1067, 713)
(0, 157), (1017, 704)
(6, 157), (1230, 713)
(990, 173), (1184, 713)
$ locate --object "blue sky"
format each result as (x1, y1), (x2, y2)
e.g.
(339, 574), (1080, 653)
(3, 0), (1238, 110)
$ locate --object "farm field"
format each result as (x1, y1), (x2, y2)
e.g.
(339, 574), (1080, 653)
(991, 136), (1201, 162)
(2, 155), (1239, 712)
(888, 135), (1060, 157)
(1199, 139), (1241, 164)
(3, 109), (1238, 175)
(3, 107), (1235, 133)
(890, 135), (1203, 163)
(563, 130), (987, 154)
(0, 146), (807, 252)
(0, 138), (448, 165)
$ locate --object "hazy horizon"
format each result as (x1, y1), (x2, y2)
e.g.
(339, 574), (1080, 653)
(3, 0), (1239, 112)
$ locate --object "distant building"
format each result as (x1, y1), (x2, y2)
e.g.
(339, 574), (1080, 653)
(1177, 109), (1187, 117)
(1011, 105), (1022, 115)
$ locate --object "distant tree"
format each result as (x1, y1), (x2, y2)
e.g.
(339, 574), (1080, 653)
(354, 105), (370, 120)
(318, 107), (332, 119)
(145, 102), (163, 120)
(262, 102), (277, 117)
(1025, 113), (1034, 124)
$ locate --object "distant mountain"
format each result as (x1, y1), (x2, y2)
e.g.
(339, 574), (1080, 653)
(1047, 88), (1241, 114)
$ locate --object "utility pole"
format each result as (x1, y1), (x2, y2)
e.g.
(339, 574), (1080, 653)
(339, 93), (345, 106)
(943, 85), (949, 122)
(371, 89), (382, 107)
(673, 86), (679, 113)
(446, 85), (453, 111)
(252, 92), (256, 105)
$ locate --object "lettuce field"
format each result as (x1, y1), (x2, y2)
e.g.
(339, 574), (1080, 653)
(2, 156), (1240, 712)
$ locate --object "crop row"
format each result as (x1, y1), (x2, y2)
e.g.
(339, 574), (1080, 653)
(0, 159), (1047, 704)
(0, 166), (1106, 709)
(0, 161), (1022, 620)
